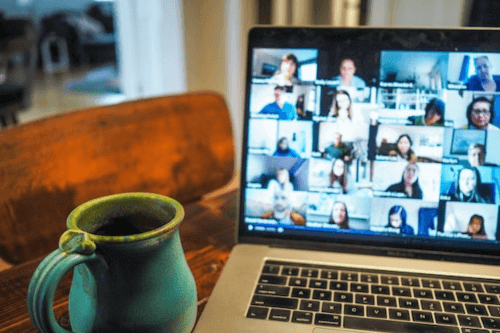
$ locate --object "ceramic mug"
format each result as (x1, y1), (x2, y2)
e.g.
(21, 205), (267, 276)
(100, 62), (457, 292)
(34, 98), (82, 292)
(27, 192), (197, 333)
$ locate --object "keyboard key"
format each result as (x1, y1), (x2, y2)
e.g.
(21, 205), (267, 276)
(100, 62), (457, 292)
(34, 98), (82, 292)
(351, 283), (369, 293)
(371, 285), (391, 295)
(460, 329), (489, 333)
(291, 311), (313, 324)
(309, 279), (328, 289)
(259, 275), (287, 285)
(389, 309), (410, 321)
(466, 304), (488, 316)
(300, 300), (320, 312)
(344, 316), (460, 333)
(381, 276), (399, 285)
(464, 283), (484, 293)
(421, 300), (443, 312)
(361, 274), (379, 283)
(289, 277), (307, 287)
(246, 306), (269, 319)
(435, 313), (458, 325)
(281, 267), (299, 276)
(262, 264), (280, 274)
(412, 310), (434, 323)
(435, 290), (456, 301)
(377, 296), (397, 307)
(340, 272), (358, 282)
(321, 270), (338, 280)
(269, 309), (290, 322)
(457, 293), (478, 303)
(312, 290), (332, 301)
(356, 294), (375, 305)
(414, 288), (434, 299)
(291, 288), (311, 298)
(251, 295), (298, 309)
(479, 294), (500, 305)
(399, 298), (419, 309)
(334, 292), (353, 303)
(442, 302), (464, 314)
(367, 306), (387, 318)
(314, 313), (341, 327)
(458, 315), (481, 327)
(401, 277), (420, 287)
(489, 305), (500, 317)
(392, 286), (412, 297)
(301, 268), (318, 278)
(321, 302), (342, 314)
(443, 281), (462, 291)
(255, 284), (290, 296)
(485, 285), (500, 294)
(482, 316), (500, 329)
(344, 304), (364, 316)
(330, 281), (348, 291)
(422, 279), (441, 289)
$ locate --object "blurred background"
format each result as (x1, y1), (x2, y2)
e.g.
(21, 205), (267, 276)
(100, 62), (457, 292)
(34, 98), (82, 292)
(0, 0), (496, 164)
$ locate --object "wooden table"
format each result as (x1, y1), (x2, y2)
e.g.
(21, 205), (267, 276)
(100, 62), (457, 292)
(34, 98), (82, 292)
(0, 188), (238, 332)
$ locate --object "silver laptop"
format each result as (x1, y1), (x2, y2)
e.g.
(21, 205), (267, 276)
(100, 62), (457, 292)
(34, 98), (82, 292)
(194, 27), (500, 333)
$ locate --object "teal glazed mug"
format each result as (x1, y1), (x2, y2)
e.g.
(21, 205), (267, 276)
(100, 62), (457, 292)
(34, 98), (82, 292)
(27, 192), (197, 333)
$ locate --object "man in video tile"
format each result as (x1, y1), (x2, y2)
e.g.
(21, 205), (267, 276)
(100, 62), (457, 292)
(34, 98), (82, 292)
(259, 85), (297, 120)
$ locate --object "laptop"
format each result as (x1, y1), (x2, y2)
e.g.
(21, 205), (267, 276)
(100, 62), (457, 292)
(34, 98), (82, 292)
(194, 26), (500, 333)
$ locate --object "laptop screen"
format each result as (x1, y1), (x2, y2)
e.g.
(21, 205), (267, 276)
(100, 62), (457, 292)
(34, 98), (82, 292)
(239, 27), (500, 260)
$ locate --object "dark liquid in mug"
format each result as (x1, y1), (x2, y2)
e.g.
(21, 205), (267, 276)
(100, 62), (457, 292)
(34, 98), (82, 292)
(91, 214), (165, 236)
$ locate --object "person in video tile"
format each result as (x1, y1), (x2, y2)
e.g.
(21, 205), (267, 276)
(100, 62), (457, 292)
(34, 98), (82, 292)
(462, 97), (499, 130)
(329, 158), (349, 193)
(323, 132), (352, 161)
(386, 205), (414, 236)
(272, 137), (300, 158)
(414, 98), (446, 126)
(328, 201), (349, 229)
(463, 214), (488, 240)
(261, 190), (305, 225)
(267, 168), (294, 193)
(467, 143), (485, 167)
(385, 163), (423, 199)
(466, 56), (500, 92)
(332, 58), (366, 90)
(259, 86), (297, 120)
(450, 167), (494, 203)
(388, 134), (417, 162)
(269, 53), (300, 87)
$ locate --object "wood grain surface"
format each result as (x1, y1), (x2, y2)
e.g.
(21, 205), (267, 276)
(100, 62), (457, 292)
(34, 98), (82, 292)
(0, 188), (237, 332)
(0, 92), (234, 264)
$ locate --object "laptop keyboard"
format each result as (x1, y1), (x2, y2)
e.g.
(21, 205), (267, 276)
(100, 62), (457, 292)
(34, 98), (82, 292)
(246, 260), (500, 333)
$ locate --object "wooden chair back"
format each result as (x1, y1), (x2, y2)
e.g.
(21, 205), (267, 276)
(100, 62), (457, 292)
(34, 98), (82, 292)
(0, 92), (234, 264)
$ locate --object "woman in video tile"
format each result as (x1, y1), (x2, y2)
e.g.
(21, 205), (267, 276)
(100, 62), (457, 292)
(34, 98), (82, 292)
(463, 214), (488, 240)
(386, 205), (414, 236)
(328, 201), (349, 229)
(329, 158), (349, 193)
(450, 167), (494, 203)
(267, 168), (294, 193)
(272, 137), (300, 158)
(465, 56), (500, 92)
(467, 143), (486, 167)
(414, 98), (446, 126)
(269, 53), (299, 88)
(388, 134), (417, 162)
(462, 97), (499, 130)
(327, 90), (361, 142)
(385, 163), (423, 199)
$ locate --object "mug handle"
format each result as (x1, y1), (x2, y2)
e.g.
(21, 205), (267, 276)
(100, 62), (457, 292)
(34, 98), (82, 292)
(27, 230), (102, 333)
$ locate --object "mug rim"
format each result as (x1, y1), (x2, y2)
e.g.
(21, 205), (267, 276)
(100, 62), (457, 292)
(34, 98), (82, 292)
(66, 192), (185, 243)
